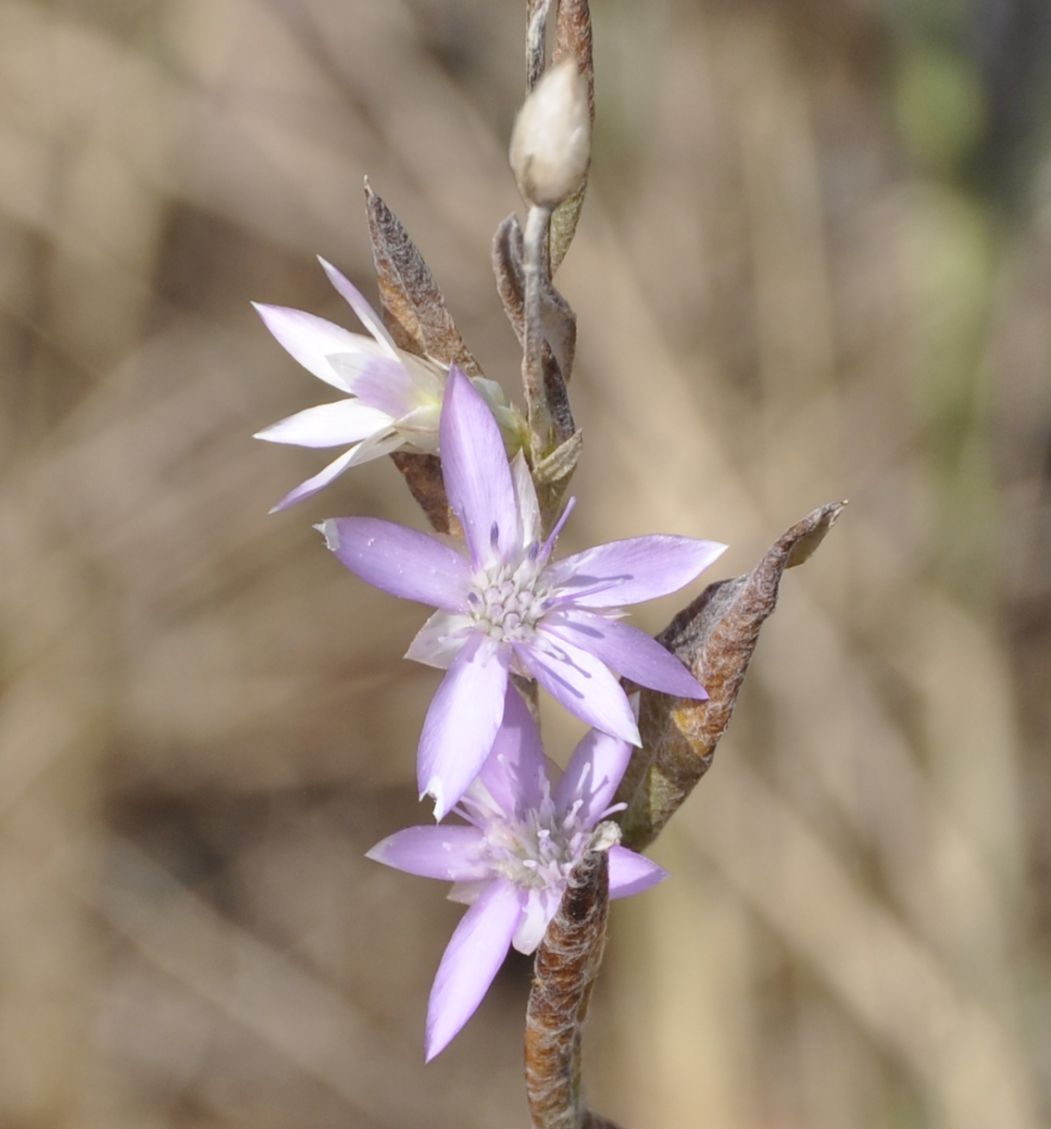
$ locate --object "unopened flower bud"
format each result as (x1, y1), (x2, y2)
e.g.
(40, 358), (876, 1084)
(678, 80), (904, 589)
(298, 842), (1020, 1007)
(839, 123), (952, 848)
(509, 60), (591, 208)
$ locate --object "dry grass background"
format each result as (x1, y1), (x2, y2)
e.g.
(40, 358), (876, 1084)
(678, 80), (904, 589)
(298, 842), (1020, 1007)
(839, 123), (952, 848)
(2, 1), (1050, 1127)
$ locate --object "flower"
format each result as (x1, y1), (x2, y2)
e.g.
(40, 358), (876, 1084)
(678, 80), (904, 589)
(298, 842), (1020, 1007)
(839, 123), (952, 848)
(319, 366), (727, 819)
(254, 257), (521, 512)
(366, 685), (666, 1060)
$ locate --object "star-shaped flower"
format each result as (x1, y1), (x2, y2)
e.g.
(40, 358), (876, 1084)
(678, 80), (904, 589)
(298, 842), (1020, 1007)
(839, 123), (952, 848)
(254, 257), (522, 512)
(366, 685), (666, 1060)
(320, 366), (727, 818)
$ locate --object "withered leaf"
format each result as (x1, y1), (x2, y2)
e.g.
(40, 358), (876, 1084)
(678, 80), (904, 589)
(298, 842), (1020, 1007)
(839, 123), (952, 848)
(550, 0), (594, 274)
(617, 502), (846, 851)
(493, 215), (578, 388)
(364, 179), (480, 374)
(492, 214), (526, 345)
(526, 0), (554, 91)
(388, 452), (453, 535)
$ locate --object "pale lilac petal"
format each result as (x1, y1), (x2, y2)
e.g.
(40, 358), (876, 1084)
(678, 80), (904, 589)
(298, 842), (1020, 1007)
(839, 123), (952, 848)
(512, 886), (561, 954)
(608, 845), (668, 899)
(253, 303), (368, 393)
(254, 399), (394, 448)
(329, 353), (422, 409)
(473, 685), (547, 817)
(405, 610), (474, 670)
(549, 536), (728, 608)
(418, 637), (510, 820)
(447, 880), (488, 905)
(268, 431), (403, 513)
(319, 517), (470, 611)
(554, 726), (633, 826)
(318, 256), (400, 359)
(425, 878), (523, 1061)
(545, 610), (706, 699)
(516, 635), (641, 745)
(510, 451), (541, 548)
(440, 366), (518, 567)
(366, 825), (487, 882)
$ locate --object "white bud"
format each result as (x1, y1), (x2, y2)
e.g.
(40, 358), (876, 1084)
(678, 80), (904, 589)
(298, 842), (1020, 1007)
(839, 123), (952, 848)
(509, 60), (591, 208)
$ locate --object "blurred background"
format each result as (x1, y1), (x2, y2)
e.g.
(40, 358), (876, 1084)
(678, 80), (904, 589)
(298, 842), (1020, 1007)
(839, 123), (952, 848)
(2, 0), (1050, 1126)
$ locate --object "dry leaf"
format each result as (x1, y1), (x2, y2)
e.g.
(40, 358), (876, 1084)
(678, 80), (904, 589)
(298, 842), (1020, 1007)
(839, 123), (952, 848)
(617, 502), (847, 850)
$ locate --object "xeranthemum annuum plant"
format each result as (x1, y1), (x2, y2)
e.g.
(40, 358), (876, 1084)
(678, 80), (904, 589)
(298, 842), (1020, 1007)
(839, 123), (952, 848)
(254, 2), (840, 1123)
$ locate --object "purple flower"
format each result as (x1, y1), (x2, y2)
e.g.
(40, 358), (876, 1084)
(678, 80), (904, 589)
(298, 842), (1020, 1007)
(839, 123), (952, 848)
(367, 685), (666, 1060)
(254, 258), (523, 512)
(320, 366), (726, 818)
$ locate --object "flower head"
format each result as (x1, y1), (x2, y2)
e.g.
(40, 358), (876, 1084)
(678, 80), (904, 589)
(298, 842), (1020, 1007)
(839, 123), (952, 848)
(254, 257), (521, 512)
(320, 366), (727, 818)
(366, 685), (666, 1060)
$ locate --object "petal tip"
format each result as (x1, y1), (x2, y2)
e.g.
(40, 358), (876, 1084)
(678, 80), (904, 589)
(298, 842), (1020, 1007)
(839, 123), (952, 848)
(314, 520), (339, 550)
(422, 777), (446, 822)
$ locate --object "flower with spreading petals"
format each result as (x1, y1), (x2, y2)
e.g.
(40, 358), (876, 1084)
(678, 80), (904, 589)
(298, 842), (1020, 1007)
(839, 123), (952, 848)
(254, 257), (522, 512)
(319, 366), (727, 819)
(367, 685), (666, 1060)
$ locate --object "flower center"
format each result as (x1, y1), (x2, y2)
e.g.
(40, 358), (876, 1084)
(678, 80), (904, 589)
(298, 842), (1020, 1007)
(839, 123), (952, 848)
(466, 560), (549, 644)
(480, 791), (591, 891)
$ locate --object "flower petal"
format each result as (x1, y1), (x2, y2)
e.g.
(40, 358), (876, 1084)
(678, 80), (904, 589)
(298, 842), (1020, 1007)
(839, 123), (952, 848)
(473, 684), (548, 817)
(512, 886), (562, 954)
(440, 366), (518, 568)
(608, 845), (668, 899)
(516, 634), (640, 745)
(253, 303), (370, 393)
(405, 610), (474, 670)
(254, 399), (394, 448)
(447, 879), (488, 906)
(418, 637), (510, 820)
(549, 536), (728, 608)
(268, 431), (404, 513)
(545, 610), (706, 699)
(366, 825), (488, 882)
(318, 256), (400, 359)
(318, 517), (471, 611)
(554, 725), (633, 826)
(328, 352), (424, 408)
(425, 878), (523, 1061)
(510, 451), (541, 549)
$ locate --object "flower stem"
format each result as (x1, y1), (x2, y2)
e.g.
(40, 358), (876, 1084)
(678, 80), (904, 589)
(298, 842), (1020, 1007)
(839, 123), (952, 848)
(524, 824), (621, 1129)
(523, 203), (555, 463)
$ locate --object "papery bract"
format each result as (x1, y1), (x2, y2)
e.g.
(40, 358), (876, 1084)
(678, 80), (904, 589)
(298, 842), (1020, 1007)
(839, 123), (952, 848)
(254, 257), (521, 512)
(320, 366), (727, 818)
(366, 685), (666, 1060)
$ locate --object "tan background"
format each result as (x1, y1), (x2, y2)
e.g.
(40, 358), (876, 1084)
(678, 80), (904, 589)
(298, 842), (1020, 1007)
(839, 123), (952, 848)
(2, 1), (1049, 1126)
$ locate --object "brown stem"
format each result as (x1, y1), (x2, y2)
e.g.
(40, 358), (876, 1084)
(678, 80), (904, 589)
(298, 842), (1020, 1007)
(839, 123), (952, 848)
(524, 824), (619, 1129)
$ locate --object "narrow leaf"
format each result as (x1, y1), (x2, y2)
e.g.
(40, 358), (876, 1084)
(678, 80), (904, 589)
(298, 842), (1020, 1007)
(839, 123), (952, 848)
(526, 0), (554, 90)
(617, 502), (847, 851)
(493, 214), (578, 386)
(389, 452), (454, 535)
(549, 0), (594, 273)
(364, 179), (480, 374)
(493, 214), (527, 346)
